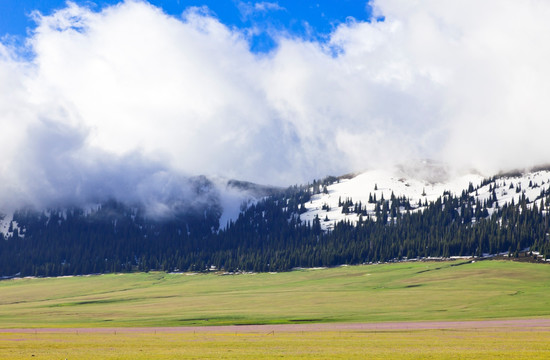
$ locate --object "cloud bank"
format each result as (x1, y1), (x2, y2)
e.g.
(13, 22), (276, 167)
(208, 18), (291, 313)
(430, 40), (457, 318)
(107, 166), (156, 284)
(1, 0), (550, 210)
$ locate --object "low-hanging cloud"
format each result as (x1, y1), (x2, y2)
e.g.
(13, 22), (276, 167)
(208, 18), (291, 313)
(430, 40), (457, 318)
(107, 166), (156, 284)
(1, 0), (550, 211)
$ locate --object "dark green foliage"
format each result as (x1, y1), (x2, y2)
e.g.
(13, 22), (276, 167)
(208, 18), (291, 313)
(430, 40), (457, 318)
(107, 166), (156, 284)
(0, 178), (549, 277)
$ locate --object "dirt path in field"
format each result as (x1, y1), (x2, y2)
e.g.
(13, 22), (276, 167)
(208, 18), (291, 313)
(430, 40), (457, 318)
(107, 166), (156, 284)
(2, 319), (550, 334)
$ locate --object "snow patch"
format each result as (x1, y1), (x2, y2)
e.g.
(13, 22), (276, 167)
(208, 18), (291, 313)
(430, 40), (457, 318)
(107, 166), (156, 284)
(299, 168), (550, 231)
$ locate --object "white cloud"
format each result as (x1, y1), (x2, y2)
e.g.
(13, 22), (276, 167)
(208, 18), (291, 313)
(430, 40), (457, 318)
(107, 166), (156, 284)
(1, 0), (550, 211)
(238, 1), (285, 20)
(254, 2), (284, 12)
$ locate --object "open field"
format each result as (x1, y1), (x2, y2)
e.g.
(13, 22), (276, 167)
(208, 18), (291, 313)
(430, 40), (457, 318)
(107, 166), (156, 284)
(1, 321), (550, 359)
(1, 260), (550, 328)
(1, 260), (550, 358)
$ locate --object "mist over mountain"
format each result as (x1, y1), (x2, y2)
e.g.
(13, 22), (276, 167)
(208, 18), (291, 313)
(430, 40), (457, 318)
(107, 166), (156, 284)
(1, 165), (549, 277)
(1, 1), (550, 276)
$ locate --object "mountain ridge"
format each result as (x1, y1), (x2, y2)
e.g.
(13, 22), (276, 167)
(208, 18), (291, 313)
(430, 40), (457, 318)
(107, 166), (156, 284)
(301, 166), (550, 231)
(1, 164), (549, 277)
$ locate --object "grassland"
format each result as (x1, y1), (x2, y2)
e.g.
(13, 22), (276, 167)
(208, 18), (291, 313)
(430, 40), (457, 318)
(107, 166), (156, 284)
(1, 327), (550, 359)
(1, 260), (550, 359)
(1, 260), (550, 328)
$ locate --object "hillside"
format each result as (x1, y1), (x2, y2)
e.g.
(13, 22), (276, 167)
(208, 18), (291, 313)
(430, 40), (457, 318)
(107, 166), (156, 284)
(301, 166), (550, 231)
(0, 165), (550, 276)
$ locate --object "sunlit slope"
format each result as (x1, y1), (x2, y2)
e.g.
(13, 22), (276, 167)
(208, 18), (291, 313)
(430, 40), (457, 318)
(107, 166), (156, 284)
(302, 168), (550, 231)
(0, 260), (549, 328)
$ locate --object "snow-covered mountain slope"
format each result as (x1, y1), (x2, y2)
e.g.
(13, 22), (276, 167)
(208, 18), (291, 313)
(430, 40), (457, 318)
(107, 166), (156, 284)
(300, 168), (550, 231)
(2, 166), (549, 238)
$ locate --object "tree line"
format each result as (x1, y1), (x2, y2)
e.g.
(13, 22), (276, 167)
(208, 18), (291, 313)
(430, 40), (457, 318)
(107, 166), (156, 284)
(0, 178), (549, 277)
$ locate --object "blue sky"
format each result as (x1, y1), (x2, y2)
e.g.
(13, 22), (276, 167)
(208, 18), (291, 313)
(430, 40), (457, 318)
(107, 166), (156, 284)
(1, 0), (373, 52)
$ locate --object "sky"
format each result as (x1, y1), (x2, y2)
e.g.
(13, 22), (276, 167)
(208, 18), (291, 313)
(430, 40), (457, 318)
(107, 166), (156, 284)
(0, 0), (373, 52)
(1, 0), (550, 212)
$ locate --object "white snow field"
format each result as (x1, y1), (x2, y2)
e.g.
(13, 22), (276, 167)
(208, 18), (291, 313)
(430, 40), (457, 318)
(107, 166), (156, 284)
(300, 166), (550, 231)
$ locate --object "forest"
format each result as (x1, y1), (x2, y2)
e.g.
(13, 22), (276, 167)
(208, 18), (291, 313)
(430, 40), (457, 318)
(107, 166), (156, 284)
(0, 176), (549, 277)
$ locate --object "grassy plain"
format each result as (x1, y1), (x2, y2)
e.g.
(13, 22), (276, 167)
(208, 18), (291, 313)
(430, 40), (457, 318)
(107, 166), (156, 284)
(1, 260), (550, 359)
(1, 328), (550, 359)
(0, 260), (549, 328)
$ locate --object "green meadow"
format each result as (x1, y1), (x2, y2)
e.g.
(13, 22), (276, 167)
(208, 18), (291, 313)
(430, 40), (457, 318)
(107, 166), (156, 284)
(1, 260), (549, 328)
